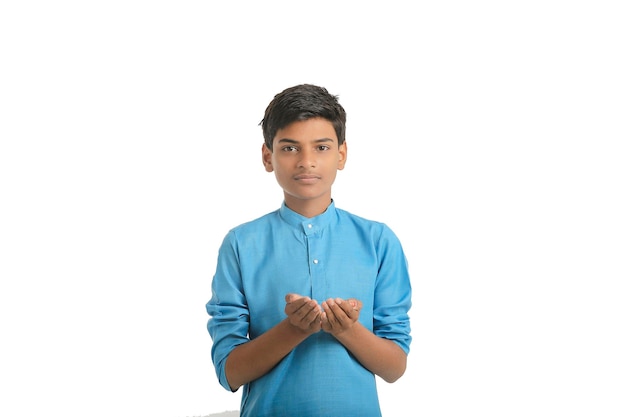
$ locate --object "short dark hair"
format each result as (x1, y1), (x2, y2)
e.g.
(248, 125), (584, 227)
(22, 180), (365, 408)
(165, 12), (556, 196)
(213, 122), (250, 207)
(260, 84), (347, 151)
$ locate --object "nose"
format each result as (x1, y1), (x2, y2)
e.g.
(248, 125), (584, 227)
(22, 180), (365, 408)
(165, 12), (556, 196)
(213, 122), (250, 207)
(297, 148), (316, 168)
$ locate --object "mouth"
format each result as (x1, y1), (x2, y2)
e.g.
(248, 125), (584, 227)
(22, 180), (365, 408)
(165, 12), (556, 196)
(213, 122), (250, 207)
(294, 174), (321, 184)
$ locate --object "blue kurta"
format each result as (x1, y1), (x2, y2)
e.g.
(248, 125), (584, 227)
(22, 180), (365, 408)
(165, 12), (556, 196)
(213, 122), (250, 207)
(207, 201), (412, 417)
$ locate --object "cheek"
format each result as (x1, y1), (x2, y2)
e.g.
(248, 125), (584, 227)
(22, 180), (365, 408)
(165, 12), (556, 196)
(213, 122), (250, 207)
(272, 166), (289, 180)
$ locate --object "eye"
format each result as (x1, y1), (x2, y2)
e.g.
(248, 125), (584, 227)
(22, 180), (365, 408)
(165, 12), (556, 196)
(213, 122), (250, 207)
(317, 145), (330, 151)
(281, 145), (298, 152)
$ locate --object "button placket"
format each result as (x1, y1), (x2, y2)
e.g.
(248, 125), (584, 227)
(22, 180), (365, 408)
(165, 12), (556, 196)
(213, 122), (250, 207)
(305, 223), (319, 266)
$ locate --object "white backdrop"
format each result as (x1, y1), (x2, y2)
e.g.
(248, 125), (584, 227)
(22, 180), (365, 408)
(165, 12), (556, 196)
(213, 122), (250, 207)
(1, 1), (625, 416)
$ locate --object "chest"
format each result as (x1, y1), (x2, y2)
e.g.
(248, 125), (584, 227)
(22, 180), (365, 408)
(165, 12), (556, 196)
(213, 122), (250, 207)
(239, 230), (379, 332)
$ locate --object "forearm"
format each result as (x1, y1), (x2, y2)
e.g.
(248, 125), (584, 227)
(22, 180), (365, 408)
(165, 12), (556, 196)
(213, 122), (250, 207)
(225, 318), (312, 390)
(334, 322), (407, 383)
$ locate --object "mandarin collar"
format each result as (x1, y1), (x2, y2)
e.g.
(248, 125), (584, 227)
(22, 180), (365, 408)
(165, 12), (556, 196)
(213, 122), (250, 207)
(278, 200), (337, 235)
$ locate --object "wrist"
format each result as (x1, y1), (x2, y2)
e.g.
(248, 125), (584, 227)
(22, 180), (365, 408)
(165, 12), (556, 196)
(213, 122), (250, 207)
(333, 320), (361, 341)
(282, 317), (318, 338)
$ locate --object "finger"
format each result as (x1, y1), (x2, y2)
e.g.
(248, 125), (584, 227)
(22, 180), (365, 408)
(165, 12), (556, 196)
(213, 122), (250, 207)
(345, 298), (362, 317)
(332, 298), (363, 323)
(320, 310), (328, 324)
(320, 311), (331, 332)
(295, 298), (319, 320)
(285, 295), (310, 311)
(320, 304), (336, 331)
(321, 300), (336, 325)
(295, 305), (321, 330)
(328, 298), (350, 325)
(334, 298), (353, 315)
(285, 293), (304, 303)
(287, 294), (311, 308)
(302, 304), (321, 324)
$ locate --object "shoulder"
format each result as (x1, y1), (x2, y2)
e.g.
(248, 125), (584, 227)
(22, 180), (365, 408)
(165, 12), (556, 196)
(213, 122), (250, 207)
(337, 209), (402, 250)
(225, 210), (278, 241)
(228, 209), (279, 234)
(335, 207), (393, 231)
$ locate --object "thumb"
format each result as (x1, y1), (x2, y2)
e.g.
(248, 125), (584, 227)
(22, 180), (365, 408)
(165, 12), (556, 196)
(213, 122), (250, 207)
(347, 298), (362, 311)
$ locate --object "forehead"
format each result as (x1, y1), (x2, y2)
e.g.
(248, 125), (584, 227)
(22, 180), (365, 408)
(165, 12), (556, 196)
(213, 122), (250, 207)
(274, 117), (337, 143)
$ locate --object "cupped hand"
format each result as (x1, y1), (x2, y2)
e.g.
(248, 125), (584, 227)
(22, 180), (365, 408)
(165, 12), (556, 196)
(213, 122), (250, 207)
(284, 293), (322, 334)
(320, 297), (363, 336)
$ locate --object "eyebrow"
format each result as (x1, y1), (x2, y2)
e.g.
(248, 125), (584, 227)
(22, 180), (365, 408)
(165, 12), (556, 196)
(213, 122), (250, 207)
(276, 137), (336, 144)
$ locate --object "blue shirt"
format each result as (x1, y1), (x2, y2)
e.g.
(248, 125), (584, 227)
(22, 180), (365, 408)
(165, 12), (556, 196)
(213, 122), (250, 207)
(206, 201), (412, 417)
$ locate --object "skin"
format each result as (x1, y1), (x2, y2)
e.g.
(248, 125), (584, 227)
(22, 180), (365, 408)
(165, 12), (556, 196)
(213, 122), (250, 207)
(224, 117), (407, 391)
(262, 117), (346, 218)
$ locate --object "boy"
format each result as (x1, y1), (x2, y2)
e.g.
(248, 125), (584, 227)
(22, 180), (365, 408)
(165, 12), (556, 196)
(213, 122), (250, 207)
(206, 84), (412, 417)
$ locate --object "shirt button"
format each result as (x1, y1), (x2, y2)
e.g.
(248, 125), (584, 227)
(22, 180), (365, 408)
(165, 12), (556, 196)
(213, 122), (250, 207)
(313, 259), (319, 264)
(308, 224), (313, 229)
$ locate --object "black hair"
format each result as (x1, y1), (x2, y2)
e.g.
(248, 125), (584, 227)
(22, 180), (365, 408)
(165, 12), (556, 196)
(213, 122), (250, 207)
(260, 84), (347, 151)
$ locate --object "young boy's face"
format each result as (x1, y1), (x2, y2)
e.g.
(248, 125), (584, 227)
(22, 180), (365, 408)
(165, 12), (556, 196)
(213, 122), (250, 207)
(262, 117), (347, 215)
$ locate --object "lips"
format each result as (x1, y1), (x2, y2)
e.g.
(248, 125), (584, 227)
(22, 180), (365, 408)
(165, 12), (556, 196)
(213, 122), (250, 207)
(294, 174), (321, 183)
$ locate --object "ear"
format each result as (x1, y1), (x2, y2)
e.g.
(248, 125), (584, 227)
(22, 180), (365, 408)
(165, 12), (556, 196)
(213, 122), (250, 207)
(262, 143), (274, 172)
(337, 141), (348, 170)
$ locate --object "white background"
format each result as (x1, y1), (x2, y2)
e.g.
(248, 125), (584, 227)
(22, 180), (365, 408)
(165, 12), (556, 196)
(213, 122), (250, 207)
(1, 1), (625, 416)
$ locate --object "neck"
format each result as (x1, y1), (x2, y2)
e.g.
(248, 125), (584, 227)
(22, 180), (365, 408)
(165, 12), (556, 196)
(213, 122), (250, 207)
(284, 196), (332, 218)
